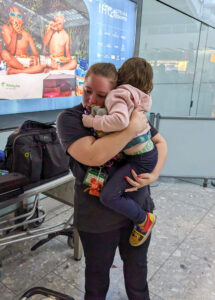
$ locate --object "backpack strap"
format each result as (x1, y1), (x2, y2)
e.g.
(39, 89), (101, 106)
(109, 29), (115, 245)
(19, 120), (54, 132)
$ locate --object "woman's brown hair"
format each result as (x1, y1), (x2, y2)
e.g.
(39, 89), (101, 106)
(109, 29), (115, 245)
(117, 57), (153, 94)
(85, 63), (118, 89)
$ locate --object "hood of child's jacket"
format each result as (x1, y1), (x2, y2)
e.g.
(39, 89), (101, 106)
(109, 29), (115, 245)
(118, 84), (152, 112)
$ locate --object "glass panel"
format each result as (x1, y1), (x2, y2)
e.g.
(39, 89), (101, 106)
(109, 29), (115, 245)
(151, 84), (192, 116)
(139, 0), (201, 116)
(202, 0), (215, 28)
(196, 27), (215, 116)
(159, 0), (215, 29)
(160, 0), (204, 22)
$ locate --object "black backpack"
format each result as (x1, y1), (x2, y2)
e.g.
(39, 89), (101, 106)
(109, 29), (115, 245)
(2, 120), (70, 183)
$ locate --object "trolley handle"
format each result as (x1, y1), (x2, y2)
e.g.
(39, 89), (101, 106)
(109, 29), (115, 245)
(19, 286), (75, 300)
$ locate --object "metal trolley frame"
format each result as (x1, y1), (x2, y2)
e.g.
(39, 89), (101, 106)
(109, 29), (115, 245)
(19, 286), (75, 300)
(0, 173), (82, 261)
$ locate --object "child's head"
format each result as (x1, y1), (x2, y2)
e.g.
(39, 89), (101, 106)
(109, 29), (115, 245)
(117, 57), (153, 94)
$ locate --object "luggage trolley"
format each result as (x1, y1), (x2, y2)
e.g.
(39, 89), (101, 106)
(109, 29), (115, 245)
(19, 286), (75, 300)
(0, 172), (83, 260)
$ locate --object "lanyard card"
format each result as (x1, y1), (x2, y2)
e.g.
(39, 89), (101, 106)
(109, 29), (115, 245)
(83, 167), (108, 186)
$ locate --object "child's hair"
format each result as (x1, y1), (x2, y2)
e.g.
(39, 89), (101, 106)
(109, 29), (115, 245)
(85, 63), (118, 89)
(117, 57), (153, 94)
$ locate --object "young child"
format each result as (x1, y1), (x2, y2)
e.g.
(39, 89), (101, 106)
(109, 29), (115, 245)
(82, 57), (158, 247)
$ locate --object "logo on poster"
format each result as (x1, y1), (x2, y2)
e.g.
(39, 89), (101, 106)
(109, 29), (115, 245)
(0, 81), (20, 89)
(99, 3), (127, 21)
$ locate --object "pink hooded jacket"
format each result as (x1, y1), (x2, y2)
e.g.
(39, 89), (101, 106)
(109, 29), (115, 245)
(91, 84), (151, 135)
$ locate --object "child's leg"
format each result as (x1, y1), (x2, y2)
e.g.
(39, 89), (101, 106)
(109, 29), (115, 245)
(125, 146), (158, 246)
(100, 162), (147, 224)
(100, 146), (158, 224)
(100, 146), (158, 246)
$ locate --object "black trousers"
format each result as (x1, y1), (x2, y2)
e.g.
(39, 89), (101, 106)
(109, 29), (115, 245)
(79, 225), (151, 300)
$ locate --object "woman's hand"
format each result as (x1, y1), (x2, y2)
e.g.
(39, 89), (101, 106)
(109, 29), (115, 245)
(128, 109), (148, 137)
(125, 169), (158, 192)
(125, 133), (168, 192)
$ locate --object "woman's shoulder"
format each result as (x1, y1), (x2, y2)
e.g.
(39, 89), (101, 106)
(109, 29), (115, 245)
(57, 104), (82, 123)
(57, 104), (84, 133)
(59, 103), (83, 117)
(56, 104), (90, 152)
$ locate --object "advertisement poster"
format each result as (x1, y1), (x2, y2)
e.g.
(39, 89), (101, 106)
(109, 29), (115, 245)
(0, 0), (136, 102)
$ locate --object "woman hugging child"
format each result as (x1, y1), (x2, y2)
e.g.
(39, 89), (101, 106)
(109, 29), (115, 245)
(82, 57), (158, 247)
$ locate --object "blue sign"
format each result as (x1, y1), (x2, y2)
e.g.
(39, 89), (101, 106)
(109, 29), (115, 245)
(85, 0), (136, 68)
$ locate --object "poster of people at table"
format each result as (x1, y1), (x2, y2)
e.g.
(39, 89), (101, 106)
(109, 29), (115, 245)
(0, 0), (136, 100)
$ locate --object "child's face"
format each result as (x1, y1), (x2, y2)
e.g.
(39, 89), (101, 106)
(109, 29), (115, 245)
(54, 13), (65, 30)
(83, 74), (112, 110)
(9, 7), (23, 31)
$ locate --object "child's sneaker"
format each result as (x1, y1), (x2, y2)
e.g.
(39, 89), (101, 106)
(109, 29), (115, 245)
(129, 212), (156, 247)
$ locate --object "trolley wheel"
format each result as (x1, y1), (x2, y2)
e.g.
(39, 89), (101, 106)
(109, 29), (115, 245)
(67, 236), (74, 249)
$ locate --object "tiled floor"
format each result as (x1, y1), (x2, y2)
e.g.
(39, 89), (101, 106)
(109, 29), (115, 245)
(0, 178), (215, 300)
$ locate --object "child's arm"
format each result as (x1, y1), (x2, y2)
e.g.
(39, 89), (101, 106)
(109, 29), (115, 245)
(82, 90), (132, 132)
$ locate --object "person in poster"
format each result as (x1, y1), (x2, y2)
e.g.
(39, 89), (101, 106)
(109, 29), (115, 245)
(43, 11), (77, 71)
(1, 6), (46, 75)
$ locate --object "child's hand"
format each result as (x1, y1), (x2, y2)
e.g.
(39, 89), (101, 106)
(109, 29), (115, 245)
(82, 114), (94, 128)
